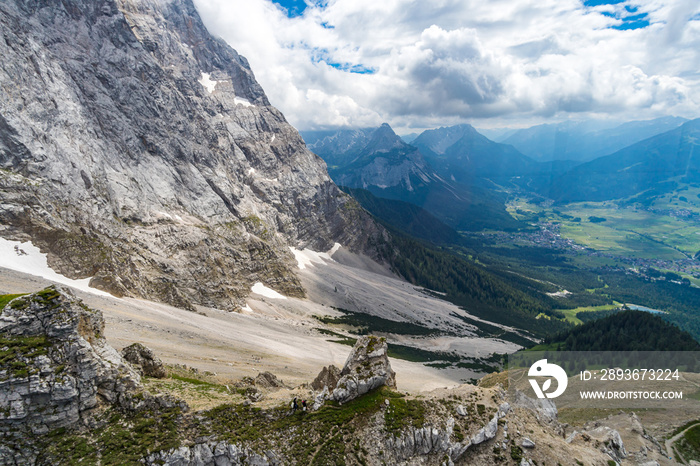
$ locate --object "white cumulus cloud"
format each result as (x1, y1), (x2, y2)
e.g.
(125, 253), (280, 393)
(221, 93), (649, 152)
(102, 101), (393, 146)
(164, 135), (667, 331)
(193, 0), (700, 131)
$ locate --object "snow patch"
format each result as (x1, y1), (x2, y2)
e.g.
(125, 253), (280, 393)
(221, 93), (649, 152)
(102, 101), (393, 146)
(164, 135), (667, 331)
(234, 97), (254, 107)
(251, 282), (287, 300)
(0, 238), (111, 297)
(546, 290), (572, 298)
(247, 167), (256, 176)
(328, 242), (342, 256)
(289, 243), (342, 270)
(242, 304), (254, 312)
(198, 72), (218, 94)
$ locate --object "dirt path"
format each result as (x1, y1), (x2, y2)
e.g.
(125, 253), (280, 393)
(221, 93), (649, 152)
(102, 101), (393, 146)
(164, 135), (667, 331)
(666, 422), (700, 464)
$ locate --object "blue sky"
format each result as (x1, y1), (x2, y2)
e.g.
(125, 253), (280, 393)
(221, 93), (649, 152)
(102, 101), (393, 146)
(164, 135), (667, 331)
(194, 0), (700, 132)
(271, 0), (307, 18)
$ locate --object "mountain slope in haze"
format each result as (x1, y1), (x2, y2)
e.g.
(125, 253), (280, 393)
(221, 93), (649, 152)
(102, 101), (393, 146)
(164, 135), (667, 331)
(0, 0), (384, 310)
(305, 124), (522, 231)
(548, 118), (700, 203)
(300, 128), (375, 168)
(410, 124), (578, 202)
(500, 116), (688, 162)
(340, 187), (461, 245)
(412, 124), (540, 182)
(330, 124), (439, 193)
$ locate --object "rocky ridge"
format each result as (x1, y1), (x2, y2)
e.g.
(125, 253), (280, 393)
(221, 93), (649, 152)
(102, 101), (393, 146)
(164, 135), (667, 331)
(0, 0), (385, 310)
(0, 287), (676, 465)
(0, 286), (183, 464)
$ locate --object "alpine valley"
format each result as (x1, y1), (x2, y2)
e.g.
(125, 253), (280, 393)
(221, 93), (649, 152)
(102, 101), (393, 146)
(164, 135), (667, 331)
(2, 0), (700, 465)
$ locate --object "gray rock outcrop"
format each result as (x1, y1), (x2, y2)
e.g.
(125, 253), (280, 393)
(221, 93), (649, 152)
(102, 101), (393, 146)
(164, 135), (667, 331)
(0, 286), (142, 463)
(0, 0), (386, 311)
(385, 402), (511, 463)
(566, 426), (628, 464)
(331, 336), (396, 404)
(311, 364), (341, 391)
(143, 441), (279, 466)
(469, 402), (510, 446)
(254, 371), (286, 390)
(513, 390), (558, 423)
(121, 343), (167, 378)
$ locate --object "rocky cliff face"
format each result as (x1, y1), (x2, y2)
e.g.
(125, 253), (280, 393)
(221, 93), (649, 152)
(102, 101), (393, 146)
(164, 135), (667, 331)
(0, 286), (141, 463)
(0, 0), (385, 310)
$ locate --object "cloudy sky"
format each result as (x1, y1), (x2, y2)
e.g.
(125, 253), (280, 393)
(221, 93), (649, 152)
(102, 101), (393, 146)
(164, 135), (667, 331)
(192, 0), (700, 133)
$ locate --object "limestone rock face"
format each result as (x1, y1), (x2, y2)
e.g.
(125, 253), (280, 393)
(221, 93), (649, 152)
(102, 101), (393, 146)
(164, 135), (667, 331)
(144, 441), (278, 466)
(331, 336), (396, 404)
(513, 390), (558, 423)
(121, 343), (167, 378)
(0, 286), (141, 462)
(0, 0), (386, 311)
(384, 402), (511, 463)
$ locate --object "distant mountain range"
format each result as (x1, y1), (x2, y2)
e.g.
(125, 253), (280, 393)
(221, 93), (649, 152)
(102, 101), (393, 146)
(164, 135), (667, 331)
(305, 116), (699, 223)
(487, 116), (688, 162)
(547, 118), (700, 203)
(411, 124), (540, 183)
(303, 124), (524, 231)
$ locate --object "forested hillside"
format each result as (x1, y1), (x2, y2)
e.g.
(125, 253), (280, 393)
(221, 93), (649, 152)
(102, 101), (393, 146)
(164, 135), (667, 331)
(543, 310), (700, 351)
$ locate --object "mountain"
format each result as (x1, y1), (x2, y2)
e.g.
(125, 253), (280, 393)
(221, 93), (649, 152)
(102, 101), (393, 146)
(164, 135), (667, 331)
(300, 128), (375, 168)
(475, 126), (519, 142)
(548, 118), (700, 203)
(305, 124), (522, 231)
(411, 124), (539, 183)
(3, 287), (656, 466)
(328, 124), (440, 193)
(0, 0), (384, 310)
(500, 116), (687, 162)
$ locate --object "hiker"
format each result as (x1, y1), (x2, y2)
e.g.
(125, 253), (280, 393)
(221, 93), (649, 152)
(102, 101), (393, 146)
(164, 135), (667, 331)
(302, 399), (307, 412)
(291, 397), (298, 413)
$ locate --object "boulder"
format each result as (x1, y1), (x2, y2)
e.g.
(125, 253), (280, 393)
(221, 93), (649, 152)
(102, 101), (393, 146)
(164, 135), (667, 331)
(471, 403), (510, 445)
(456, 405), (468, 417)
(121, 343), (167, 378)
(311, 365), (341, 391)
(331, 336), (396, 404)
(521, 437), (535, 448)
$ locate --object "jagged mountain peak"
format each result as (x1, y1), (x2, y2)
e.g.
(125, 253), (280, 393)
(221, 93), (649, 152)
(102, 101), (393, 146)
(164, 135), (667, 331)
(412, 124), (480, 156)
(361, 123), (409, 154)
